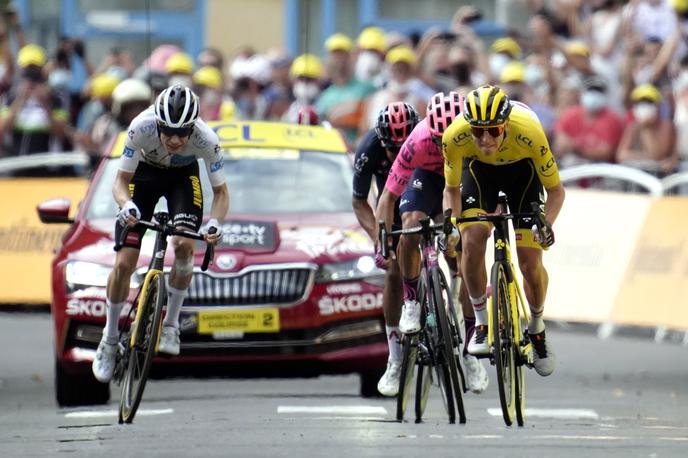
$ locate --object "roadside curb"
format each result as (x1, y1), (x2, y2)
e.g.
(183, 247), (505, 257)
(546, 320), (688, 346)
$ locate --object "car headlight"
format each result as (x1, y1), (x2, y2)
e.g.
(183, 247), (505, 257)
(315, 256), (384, 283)
(65, 261), (142, 291)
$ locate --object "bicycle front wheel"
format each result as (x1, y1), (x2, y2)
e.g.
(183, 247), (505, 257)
(432, 268), (466, 424)
(119, 271), (165, 424)
(491, 262), (516, 426)
(396, 334), (418, 422)
(414, 332), (433, 423)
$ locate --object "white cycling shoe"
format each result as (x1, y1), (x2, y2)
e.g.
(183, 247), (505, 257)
(377, 360), (402, 397)
(467, 324), (490, 356)
(399, 299), (421, 334)
(530, 330), (556, 376)
(463, 354), (489, 394)
(158, 326), (181, 356)
(92, 337), (117, 383)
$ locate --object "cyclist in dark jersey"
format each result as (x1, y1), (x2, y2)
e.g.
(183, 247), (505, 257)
(352, 101), (419, 396)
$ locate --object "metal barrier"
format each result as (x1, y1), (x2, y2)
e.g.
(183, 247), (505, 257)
(559, 163), (666, 197)
(0, 152), (90, 176)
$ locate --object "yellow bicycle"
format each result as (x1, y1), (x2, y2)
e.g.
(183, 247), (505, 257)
(449, 194), (544, 426)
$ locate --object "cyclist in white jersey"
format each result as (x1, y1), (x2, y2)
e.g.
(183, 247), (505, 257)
(92, 85), (230, 383)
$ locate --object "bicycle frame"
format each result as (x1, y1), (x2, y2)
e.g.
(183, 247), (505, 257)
(485, 208), (532, 365)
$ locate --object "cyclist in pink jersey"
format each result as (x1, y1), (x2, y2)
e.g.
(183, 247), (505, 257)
(375, 92), (488, 394)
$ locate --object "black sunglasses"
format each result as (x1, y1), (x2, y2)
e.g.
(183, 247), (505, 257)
(158, 123), (194, 138)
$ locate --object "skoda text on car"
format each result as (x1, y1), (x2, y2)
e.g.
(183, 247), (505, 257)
(39, 121), (387, 406)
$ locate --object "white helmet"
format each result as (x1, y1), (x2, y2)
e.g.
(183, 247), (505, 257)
(112, 78), (152, 116)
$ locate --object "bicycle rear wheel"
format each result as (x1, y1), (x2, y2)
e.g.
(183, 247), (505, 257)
(436, 269), (466, 423)
(396, 334), (418, 422)
(119, 271), (165, 424)
(491, 262), (516, 426)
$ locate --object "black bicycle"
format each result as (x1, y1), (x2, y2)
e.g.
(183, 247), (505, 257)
(113, 211), (215, 424)
(379, 217), (466, 424)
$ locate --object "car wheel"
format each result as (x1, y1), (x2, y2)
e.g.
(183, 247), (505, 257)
(359, 370), (385, 398)
(55, 360), (110, 407)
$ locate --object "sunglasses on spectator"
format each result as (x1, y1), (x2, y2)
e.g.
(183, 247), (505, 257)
(469, 125), (505, 138)
(158, 123), (194, 138)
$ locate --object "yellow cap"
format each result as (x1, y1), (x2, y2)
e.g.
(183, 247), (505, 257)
(165, 52), (194, 74)
(385, 45), (416, 66)
(193, 66), (223, 89)
(290, 53), (323, 79)
(670, 0), (688, 13)
(17, 44), (46, 68)
(491, 37), (521, 58)
(325, 33), (354, 52)
(500, 61), (525, 83)
(90, 73), (120, 98)
(219, 99), (235, 120)
(631, 84), (662, 103)
(565, 40), (590, 57)
(357, 26), (386, 52)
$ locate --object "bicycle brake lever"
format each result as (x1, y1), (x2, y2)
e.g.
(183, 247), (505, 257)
(443, 208), (453, 234)
(378, 221), (388, 259)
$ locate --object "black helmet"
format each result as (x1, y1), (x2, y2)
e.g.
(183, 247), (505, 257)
(375, 102), (419, 148)
(154, 84), (199, 128)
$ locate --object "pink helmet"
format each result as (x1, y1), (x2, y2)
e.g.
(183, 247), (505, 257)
(426, 91), (463, 137)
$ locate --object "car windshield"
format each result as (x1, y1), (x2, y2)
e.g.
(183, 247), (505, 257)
(85, 148), (354, 219)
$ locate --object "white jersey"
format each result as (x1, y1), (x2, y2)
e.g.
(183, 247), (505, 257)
(119, 106), (226, 187)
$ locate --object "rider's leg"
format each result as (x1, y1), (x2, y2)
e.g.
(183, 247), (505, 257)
(516, 246), (548, 334)
(104, 247), (140, 342)
(398, 210), (425, 301)
(382, 258), (403, 360)
(460, 223), (491, 326)
(164, 235), (195, 328)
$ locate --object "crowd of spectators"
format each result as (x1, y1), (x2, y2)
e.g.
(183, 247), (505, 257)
(0, 0), (687, 180)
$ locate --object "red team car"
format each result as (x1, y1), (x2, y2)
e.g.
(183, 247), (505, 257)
(38, 121), (387, 406)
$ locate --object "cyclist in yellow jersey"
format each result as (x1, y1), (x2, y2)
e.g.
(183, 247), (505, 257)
(441, 85), (565, 376)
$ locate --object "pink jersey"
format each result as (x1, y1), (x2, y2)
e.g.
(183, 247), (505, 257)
(385, 118), (444, 196)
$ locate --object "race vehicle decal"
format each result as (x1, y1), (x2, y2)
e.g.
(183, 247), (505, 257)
(217, 221), (277, 250)
(318, 292), (383, 316)
(66, 298), (132, 317)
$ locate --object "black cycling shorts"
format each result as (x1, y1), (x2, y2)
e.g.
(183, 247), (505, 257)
(115, 161), (204, 251)
(460, 158), (543, 249)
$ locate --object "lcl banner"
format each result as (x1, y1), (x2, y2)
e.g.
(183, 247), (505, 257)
(0, 178), (87, 305)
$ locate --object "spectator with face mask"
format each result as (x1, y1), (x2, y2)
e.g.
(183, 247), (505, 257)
(617, 83), (677, 175)
(0, 44), (68, 157)
(165, 52), (194, 88)
(361, 45), (432, 132)
(316, 33), (375, 144)
(283, 53), (323, 124)
(229, 53), (271, 120)
(193, 65), (234, 121)
(354, 26), (387, 88)
(487, 37), (521, 83)
(553, 75), (625, 166)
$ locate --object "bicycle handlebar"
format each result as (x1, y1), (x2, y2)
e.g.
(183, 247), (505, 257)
(377, 202), (546, 259)
(117, 216), (216, 272)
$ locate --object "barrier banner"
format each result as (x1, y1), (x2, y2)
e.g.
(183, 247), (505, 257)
(542, 189), (651, 323)
(0, 178), (88, 305)
(611, 197), (688, 329)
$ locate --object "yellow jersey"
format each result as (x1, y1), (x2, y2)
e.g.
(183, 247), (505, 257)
(442, 103), (560, 189)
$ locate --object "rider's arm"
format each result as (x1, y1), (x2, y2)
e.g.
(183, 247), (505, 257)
(374, 187), (399, 241)
(442, 123), (463, 220)
(351, 133), (377, 241)
(209, 181), (230, 224)
(112, 169), (135, 208)
(442, 184), (462, 223)
(543, 182), (565, 227)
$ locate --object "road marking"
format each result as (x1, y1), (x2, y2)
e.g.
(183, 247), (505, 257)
(278, 406), (388, 415)
(643, 425), (688, 430)
(534, 435), (627, 441)
(463, 435), (503, 439)
(659, 437), (688, 441)
(487, 408), (599, 419)
(64, 408), (174, 418)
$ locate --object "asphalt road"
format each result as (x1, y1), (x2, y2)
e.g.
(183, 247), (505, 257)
(1, 312), (687, 458)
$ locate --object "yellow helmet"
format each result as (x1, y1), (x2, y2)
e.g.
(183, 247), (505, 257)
(165, 52), (194, 74)
(290, 54), (323, 79)
(193, 66), (223, 89)
(324, 33), (354, 52)
(631, 84), (662, 103)
(90, 73), (121, 99)
(18, 44), (46, 68)
(463, 85), (512, 126)
(357, 26), (386, 52)
(385, 46), (416, 66)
